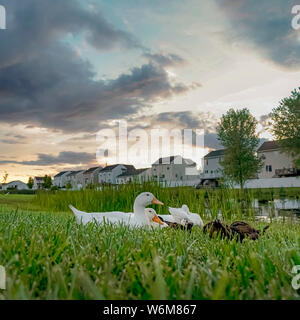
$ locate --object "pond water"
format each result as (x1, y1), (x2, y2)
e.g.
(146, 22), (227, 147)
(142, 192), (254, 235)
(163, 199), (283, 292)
(252, 199), (300, 222)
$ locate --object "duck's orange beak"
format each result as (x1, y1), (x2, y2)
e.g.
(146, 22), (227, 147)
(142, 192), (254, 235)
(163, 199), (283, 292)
(152, 214), (164, 225)
(152, 196), (164, 206)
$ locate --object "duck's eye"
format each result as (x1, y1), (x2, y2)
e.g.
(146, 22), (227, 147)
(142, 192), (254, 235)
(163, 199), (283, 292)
(147, 194), (150, 196)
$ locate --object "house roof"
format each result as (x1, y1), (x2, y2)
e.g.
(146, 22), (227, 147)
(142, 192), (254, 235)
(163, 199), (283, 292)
(83, 166), (102, 174)
(257, 141), (279, 152)
(204, 149), (225, 159)
(67, 170), (84, 177)
(153, 155), (195, 165)
(4, 180), (27, 185)
(100, 164), (135, 172)
(54, 171), (69, 178)
(117, 167), (148, 178)
(136, 168), (150, 174)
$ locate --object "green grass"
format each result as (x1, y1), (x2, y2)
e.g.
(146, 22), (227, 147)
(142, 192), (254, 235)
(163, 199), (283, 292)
(0, 185), (299, 300)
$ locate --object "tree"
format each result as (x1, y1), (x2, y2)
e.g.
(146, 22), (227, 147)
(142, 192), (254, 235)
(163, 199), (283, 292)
(217, 108), (263, 189)
(42, 175), (52, 189)
(271, 87), (300, 167)
(66, 181), (72, 190)
(27, 177), (34, 189)
(2, 172), (8, 184)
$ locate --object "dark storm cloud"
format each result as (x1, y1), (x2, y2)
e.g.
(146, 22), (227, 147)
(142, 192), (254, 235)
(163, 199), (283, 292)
(0, 0), (140, 68)
(0, 0), (190, 133)
(0, 151), (96, 166)
(215, 0), (300, 69)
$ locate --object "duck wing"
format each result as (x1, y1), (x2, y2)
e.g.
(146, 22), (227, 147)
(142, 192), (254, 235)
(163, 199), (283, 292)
(188, 213), (204, 226)
(69, 204), (131, 225)
(168, 207), (190, 224)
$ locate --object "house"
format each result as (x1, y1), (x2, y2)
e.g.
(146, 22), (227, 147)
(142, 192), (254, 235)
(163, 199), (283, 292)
(53, 171), (71, 188)
(151, 155), (199, 186)
(98, 164), (136, 184)
(66, 170), (85, 189)
(257, 141), (298, 179)
(82, 166), (103, 187)
(200, 149), (225, 187)
(116, 168), (150, 184)
(33, 177), (44, 189)
(2, 180), (29, 190)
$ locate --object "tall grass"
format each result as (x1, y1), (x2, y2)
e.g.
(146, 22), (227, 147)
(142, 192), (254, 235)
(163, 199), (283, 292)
(33, 183), (262, 220)
(0, 185), (299, 300)
(0, 208), (299, 300)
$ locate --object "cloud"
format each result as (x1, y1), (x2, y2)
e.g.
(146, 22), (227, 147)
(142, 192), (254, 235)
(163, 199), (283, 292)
(215, 0), (300, 69)
(126, 111), (218, 132)
(0, 0), (141, 68)
(0, 151), (96, 166)
(0, 0), (191, 133)
(143, 52), (186, 67)
(0, 139), (22, 145)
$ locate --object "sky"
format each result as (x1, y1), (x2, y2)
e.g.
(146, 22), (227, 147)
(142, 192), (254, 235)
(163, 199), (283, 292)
(0, 0), (299, 182)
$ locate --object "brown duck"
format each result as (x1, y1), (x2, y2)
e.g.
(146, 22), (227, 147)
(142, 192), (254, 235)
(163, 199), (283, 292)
(203, 219), (269, 242)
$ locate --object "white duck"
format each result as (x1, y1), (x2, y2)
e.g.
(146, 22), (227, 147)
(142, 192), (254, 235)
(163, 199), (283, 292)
(159, 206), (192, 227)
(144, 208), (168, 229)
(69, 192), (164, 228)
(181, 204), (204, 226)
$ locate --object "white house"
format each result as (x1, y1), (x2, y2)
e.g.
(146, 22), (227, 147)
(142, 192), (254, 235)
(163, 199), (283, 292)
(99, 164), (136, 184)
(116, 168), (150, 184)
(200, 149), (225, 187)
(151, 155), (200, 186)
(2, 181), (29, 190)
(53, 171), (71, 188)
(66, 170), (85, 189)
(82, 166), (103, 187)
(198, 140), (299, 188)
(257, 141), (298, 179)
(33, 177), (44, 190)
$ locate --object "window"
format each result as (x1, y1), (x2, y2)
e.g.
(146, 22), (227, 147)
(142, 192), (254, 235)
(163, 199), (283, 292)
(266, 165), (272, 172)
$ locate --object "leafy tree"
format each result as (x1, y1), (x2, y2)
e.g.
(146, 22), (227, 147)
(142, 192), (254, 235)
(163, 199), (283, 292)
(66, 181), (72, 190)
(217, 108), (263, 189)
(27, 177), (34, 189)
(271, 87), (300, 167)
(2, 172), (8, 184)
(42, 175), (52, 189)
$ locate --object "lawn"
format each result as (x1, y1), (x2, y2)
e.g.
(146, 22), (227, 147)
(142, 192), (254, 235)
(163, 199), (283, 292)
(0, 186), (299, 300)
